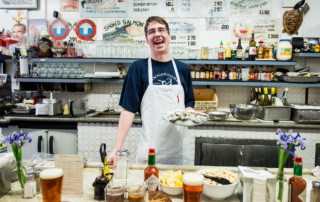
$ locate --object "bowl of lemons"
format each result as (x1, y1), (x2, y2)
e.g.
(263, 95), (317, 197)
(159, 170), (183, 196)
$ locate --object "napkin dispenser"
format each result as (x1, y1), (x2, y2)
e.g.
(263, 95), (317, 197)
(237, 166), (276, 202)
(36, 99), (62, 116)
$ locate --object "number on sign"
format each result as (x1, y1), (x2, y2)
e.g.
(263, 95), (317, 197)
(221, 24), (229, 30)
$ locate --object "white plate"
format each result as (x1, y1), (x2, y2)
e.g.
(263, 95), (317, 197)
(162, 114), (206, 127)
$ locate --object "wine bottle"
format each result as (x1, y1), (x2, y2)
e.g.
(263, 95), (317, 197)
(249, 31), (256, 61)
(281, 88), (289, 106)
(236, 39), (243, 60)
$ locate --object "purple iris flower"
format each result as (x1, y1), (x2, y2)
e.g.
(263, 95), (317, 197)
(276, 128), (307, 157)
(2, 131), (32, 148)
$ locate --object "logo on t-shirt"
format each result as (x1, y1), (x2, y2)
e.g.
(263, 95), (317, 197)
(153, 73), (177, 85)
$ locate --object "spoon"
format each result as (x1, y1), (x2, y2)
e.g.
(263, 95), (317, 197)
(202, 174), (231, 185)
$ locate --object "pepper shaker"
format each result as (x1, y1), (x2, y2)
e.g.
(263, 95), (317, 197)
(310, 181), (320, 202)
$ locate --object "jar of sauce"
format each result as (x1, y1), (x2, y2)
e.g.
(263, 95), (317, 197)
(128, 184), (145, 202)
(276, 39), (292, 61)
(105, 183), (125, 202)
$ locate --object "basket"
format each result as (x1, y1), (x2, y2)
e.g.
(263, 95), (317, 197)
(193, 89), (218, 112)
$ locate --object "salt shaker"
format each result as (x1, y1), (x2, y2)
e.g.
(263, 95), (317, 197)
(24, 171), (36, 198)
(310, 181), (320, 202)
(115, 150), (129, 179)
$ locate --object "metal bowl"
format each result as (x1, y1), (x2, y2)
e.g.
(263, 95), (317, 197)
(207, 111), (230, 120)
(229, 104), (257, 120)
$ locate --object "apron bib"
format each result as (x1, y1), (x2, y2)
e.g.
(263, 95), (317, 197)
(136, 57), (190, 165)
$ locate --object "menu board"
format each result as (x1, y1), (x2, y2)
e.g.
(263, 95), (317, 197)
(231, 18), (280, 43)
(167, 18), (199, 47)
(229, 0), (280, 17)
(128, 0), (176, 17)
(80, 0), (128, 18)
(177, 0), (227, 17)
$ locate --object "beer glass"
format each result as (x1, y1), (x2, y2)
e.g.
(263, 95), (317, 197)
(40, 168), (64, 202)
(182, 173), (204, 202)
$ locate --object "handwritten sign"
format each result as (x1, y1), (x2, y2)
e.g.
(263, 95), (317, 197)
(80, 0), (128, 18)
(229, 0), (279, 17)
(55, 154), (83, 195)
(168, 19), (199, 47)
(177, 0), (227, 17)
(205, 18), (230, 31)
(128, 0), (176, 17)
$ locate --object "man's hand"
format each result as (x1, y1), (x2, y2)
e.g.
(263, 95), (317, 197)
(107, 149), (117, 168)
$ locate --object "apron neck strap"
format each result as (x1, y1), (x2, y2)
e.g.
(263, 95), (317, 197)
(148, 57), (181, 86)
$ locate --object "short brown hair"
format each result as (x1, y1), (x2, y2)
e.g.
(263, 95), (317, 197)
(144, 16), (170, 37)
(13, 23), (26, 32)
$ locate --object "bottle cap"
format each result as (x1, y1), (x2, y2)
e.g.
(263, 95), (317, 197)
(312, 181), (320, 189)
(149, 148), (155, 153)
(220, 41), (223, 45)
(227, 42), (230, 45)
(295, 157), (302, 162)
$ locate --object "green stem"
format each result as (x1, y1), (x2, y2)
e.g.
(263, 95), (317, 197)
(11, 143), (25, 189)
(277, 170), (284, 201)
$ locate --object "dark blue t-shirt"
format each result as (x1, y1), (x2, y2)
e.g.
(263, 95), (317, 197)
(119, 58), (195, 114)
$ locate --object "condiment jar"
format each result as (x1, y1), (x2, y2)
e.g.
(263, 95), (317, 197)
(276, 39), (292, 61)
(24, 171), (36, 199)
(105, 182), (125, 202)
(310, 181), (320, 202)
(115, 150), (129, 179)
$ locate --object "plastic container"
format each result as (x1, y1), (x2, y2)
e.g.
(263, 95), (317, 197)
(276, 39), (292, 61)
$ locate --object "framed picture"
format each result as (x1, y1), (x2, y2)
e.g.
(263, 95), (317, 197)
(28, 19), (47, 46)
(60, 0), (79, 12)
(0, 0), (37, 9)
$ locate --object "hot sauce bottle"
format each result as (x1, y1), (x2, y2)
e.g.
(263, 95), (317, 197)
(288, 157), (307, 202)
(144, 148), (159, 191)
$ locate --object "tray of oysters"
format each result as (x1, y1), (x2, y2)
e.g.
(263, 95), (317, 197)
(162, 109), (208, 127)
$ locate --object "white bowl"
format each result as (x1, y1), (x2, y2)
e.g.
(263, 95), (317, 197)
(196, 168), (239, 200)
(160, 183), (183, 196)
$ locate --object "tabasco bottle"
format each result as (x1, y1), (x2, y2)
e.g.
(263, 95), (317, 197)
(288, 157), (307, 202)
(144, 148), (159, 191)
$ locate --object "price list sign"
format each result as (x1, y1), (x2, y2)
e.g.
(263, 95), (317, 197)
(231, 18), (280, 43)
(205, 18), (230, 31)
(128, 0), (176, 17)
(168, 19), (199, 47)
(177, 0), (227, 17)
(229, 0), (278, 17)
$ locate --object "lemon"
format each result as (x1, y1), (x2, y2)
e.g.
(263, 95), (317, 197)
(175, 180), (182, 187)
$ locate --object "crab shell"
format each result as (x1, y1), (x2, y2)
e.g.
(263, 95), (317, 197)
(282, 8), (303, 35)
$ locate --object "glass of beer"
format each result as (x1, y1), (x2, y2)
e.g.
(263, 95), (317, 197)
(40, 168), (64, 202)
(183, 173), (204, 202)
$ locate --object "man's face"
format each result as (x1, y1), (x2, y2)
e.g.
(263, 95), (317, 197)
(145, 22), (171, 56)
(11, 25), (26, 41)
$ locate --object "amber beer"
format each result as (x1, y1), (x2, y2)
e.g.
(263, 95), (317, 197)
(183, 173), (204, 202)
(40, 168), (64, 202)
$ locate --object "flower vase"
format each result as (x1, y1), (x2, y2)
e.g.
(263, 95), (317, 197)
(276, 171), (288, 202)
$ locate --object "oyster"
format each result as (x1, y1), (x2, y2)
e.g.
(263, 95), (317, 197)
(282, 0), (305, 35)
(164, 109), (208, 124)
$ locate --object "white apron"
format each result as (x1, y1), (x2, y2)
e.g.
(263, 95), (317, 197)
(136, 57), (190, 165)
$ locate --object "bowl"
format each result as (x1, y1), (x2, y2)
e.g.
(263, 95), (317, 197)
(160, 183), (183, 196)
(229, 104), (257, 120)
(207, 111), (230, 120)
(196, 168), (239, 200)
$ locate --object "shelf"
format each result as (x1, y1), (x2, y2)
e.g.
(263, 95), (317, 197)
(293, 53), (320, 58)
(16, 77), (320, 87)
(30, 58), (296, 66)
(192, 80), (320, 87)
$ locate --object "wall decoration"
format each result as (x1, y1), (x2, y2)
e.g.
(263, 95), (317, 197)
(28, 19), (47, 46)
(60, 0), (79, 12)
(229, 0), (278, 17)
(10, 10), (28, 43)
(49, 19), (71, 41)
(177, 0), (227, 18)
(205, 18), (230, 31)
(75, 19), (96, 41)
(0, 0), (37, 9)
(167, 18), (199, 47)
(80, 0), (128, 18)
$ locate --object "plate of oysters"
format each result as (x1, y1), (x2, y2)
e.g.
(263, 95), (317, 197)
(162, 109), (208, 127)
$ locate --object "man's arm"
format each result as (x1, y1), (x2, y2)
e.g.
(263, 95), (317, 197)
(107, 108), (135, 168)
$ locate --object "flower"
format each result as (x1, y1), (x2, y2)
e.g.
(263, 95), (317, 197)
(275, 128), (307, 202)
(1, 130), (32, 189)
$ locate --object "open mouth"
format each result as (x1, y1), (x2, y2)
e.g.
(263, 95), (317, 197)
(154, 40), (164, 46)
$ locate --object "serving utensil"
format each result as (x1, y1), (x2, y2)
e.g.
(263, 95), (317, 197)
(203, 174), (231, 185)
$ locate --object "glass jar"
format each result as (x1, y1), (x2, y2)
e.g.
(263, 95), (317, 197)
(105, 182), (125, 202)
(24, 172), (36, 199)
(310, 181), (320, 202)
(115, 150), (129, 179)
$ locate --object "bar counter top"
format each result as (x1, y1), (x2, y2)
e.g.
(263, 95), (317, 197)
(2, 113), (320, 129)
(1, 163), (318, 202)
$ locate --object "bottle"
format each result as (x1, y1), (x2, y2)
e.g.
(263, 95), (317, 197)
(249, 31), (256, 60)
(144, 148), (159, 191)
(24, 171), (36, 199)
(200, 65), (206, 79)
(209, 65), (214, 80)
(244, 47), (249, 60)
(258, 88), (264, 106)
(222, 65), (228, 80)
(271, 87), (276, 106)
(281, 88), (289, 106)
(190, 64), (195, 79)
(195, 65), (200, 80)
(310, 181), (320, 202)
(92, 163), (109, 200)
(288, 157), (307, 202)
(225, 42), (232, 60)
(218, 41), (225, 60)
(263, 87), (271, 106)
(228, 65), (234, 80)
(37, 29), (53, 57)
(205, 65), (210, 79)
(236, 39), (243, 60)
(257, 41), (264, 59)
(231, 41), (237, 60)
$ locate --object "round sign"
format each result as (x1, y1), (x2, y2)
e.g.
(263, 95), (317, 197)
(75, 19), (96, 41)
(49, 19), (70, 41)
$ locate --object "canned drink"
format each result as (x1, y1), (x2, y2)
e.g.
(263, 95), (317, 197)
(0, 143), (7, 153)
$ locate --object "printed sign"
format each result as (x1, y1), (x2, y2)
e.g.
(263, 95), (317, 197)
(80, 0), (127, 18)
(167, 18), (199, 47)
(177, 0), (227, 17)
(75, 19), (96, 40)
(128, 0), (176, 17)
(205, 18), (230, 31)
(49, 19), (71, 40)
(229, 0), (278, 17)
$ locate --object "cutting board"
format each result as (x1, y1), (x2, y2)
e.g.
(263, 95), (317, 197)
(194, 89), (215, 101)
